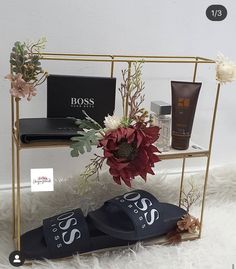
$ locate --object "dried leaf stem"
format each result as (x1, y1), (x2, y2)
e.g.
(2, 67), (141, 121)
(119, 62), (145, 125)
(80, 155), (105, 180)
(180, 181), (201, 213)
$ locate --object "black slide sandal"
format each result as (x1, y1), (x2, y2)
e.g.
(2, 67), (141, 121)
(88, 190), (187, 241)
(21, 208), (136, 260)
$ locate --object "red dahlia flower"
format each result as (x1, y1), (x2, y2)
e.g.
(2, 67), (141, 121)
(99, 125), (161, 187)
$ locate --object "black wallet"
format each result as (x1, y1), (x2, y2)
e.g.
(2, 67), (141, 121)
(19, 118), (81, 144)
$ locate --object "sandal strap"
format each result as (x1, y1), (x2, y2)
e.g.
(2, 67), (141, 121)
(43, 208), (90, 256)
(105, 190), (161, 239)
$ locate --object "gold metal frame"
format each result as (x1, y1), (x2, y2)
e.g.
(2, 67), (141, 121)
(11, 54), (219, 251)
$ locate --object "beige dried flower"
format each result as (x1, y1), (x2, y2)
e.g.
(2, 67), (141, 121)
(216, 53), (236, 83)
(177, 214), (200, 234)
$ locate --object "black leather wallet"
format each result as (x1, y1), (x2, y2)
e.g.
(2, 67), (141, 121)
(19, 118), (81, 144)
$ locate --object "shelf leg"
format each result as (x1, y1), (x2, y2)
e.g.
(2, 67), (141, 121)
(193, 57), (199, 82)
(199, 156), (210, 238)
(199, 83), (221, 238)
(178, 157), (186, 207)
(16, 144), (21, 251)
(12, 134), (16, 240)
(110, 56), (114, 78)
(15, 98), (21, 251)
(11, 94), (17, 241)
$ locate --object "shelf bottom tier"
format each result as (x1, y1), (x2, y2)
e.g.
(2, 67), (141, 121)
(14, 232), (199, 265)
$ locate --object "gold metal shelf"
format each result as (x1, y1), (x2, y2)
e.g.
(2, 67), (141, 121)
(19, 141), (71, 149)
(10, 53), (219, 254)
(158, 142), (209, 160)
(17, 137), (209, 159)
(39, 53), (215, 64)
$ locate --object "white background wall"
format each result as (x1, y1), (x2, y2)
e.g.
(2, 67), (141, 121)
(1, 0), (236, 185)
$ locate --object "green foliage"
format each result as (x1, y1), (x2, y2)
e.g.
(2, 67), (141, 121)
(70, 129), (99, 157)
(75, 118), (101, 130)
(10, 38), (46, 82)
(120, 117), (131, 127)
(81, 110), (103, 130)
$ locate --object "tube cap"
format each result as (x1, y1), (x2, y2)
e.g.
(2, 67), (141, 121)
(151, 101), (171, 115)
(172, 135), (190, 150)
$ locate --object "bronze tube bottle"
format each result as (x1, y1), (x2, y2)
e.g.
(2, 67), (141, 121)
(171, 81), (202, 150)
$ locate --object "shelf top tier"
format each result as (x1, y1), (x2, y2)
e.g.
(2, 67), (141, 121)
(38, 53), (215, 64)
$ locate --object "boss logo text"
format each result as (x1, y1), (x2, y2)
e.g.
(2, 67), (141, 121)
(70, 97), (95, 108)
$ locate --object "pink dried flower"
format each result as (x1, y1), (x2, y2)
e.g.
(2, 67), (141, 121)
(5, 73), (37, 101)
(177, 214), (200, 233)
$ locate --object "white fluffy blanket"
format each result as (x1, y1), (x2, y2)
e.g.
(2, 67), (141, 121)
(0, 165), (236, 269)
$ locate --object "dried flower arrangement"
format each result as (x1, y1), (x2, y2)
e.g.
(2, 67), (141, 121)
(70, 62), (161, 187)
(180, 180), (201, 213)
(166, 181), (201, 244)
(5, 38), (47, 100)
(166, 215), (201, 244)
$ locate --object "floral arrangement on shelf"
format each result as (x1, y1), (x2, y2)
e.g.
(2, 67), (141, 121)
(166, 214), (200, 244)
(5, 38), (47, 101)
(70, 62), (161, 187)
(166, 181), (201, 244)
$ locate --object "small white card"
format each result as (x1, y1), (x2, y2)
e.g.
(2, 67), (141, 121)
(31, 168), (54, 192)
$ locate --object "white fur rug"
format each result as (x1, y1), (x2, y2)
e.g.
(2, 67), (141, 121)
(0, 165), (236, 269)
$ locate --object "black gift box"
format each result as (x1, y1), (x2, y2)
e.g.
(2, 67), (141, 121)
(47, 74), (116, 126)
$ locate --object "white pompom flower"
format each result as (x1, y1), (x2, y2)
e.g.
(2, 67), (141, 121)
(104, 115), (121, 131)
(216, 53), (236, 83)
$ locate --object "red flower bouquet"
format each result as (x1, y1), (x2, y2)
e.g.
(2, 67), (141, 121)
(70, 63), (161, 186)
(100, 125), (160, 186)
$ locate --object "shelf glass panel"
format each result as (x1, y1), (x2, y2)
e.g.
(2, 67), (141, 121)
(158, 141), (209, 160)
